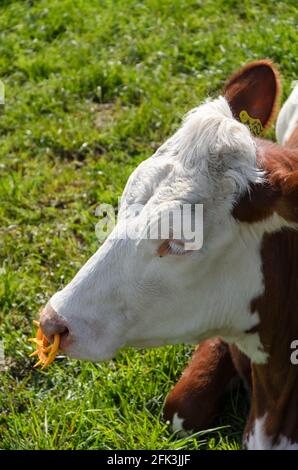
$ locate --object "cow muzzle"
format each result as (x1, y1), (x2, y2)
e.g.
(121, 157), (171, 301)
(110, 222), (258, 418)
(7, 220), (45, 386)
(40, 304), (71, 350)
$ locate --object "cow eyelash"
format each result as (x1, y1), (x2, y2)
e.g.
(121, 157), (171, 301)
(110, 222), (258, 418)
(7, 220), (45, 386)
(157, 240), (186, 257)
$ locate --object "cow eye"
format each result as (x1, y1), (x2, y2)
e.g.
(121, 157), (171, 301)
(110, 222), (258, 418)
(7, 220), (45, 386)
(157, 240), (187, 257)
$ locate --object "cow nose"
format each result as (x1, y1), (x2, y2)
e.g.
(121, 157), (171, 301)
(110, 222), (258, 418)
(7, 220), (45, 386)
(40, 305), (69, 342)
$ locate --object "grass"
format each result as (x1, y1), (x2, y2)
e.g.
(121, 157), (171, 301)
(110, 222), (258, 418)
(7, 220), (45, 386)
(0, 0), (297, 450)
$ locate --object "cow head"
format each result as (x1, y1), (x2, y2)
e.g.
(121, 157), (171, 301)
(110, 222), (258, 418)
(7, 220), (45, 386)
(40, 61), (284, 363)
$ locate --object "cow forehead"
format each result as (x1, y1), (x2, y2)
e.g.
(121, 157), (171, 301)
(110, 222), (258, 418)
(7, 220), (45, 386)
(120, 96), (260, 214)
(120, 156), (175, 208)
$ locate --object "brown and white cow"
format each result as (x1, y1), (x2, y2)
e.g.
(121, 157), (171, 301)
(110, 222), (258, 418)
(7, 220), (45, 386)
(39, 61), (298, 449)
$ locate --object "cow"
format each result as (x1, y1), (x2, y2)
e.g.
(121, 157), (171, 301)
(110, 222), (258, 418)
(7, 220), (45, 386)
(39, 60), (298, 449)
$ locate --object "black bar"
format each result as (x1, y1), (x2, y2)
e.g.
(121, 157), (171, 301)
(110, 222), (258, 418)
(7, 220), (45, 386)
(0, 450), (297, 467)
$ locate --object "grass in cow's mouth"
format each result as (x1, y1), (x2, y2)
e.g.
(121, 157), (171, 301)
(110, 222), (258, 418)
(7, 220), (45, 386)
(0, 0), (296, 450)
(28, 321), (60, 369)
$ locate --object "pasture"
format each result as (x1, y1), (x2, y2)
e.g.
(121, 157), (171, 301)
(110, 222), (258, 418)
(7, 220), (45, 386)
(0, 0), (297, 450)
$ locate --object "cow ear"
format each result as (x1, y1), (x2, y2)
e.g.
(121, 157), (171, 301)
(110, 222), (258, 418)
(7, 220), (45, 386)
(224, 60), (281, 136)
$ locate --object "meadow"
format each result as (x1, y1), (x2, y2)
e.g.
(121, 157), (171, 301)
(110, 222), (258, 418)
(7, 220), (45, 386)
(0, 0), (297, 450)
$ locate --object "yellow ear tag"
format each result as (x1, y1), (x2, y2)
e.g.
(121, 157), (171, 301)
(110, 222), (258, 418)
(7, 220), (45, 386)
(239, 110), (264, 136)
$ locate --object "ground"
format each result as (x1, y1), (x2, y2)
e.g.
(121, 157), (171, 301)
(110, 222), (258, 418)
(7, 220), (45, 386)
(0, 0), (297, 450)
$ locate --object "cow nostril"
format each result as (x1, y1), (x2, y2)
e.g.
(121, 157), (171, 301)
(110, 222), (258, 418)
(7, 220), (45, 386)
(40, 305), (70, 343)
(60, 326), (69, 339)
(48, 326), (69, 345)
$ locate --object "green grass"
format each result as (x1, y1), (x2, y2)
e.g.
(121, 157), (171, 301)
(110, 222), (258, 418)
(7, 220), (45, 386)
(0, 0), (297, 450)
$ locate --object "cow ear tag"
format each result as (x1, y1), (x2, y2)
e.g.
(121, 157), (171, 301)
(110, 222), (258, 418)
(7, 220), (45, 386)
(239, 110), (264, 136)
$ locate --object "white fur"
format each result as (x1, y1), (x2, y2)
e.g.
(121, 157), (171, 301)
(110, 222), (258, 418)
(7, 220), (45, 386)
(246, 415), (298, 450)
(48, 97), (292, 362)
(276, 84), (298, 145)
(235, 332), (268, 364)
(171, 413), (190, 436)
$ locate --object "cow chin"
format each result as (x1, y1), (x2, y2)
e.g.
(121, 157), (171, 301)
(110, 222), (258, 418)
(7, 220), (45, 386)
(54, 323), (125, 362)
(61, 340), (123, 362)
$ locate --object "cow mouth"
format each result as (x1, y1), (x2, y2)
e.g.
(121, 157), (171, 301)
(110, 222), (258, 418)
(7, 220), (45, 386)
(47, 327), (71, 351)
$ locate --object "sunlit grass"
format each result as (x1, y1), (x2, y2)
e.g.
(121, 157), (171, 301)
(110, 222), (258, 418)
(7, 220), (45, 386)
(0, 0), (297, 449)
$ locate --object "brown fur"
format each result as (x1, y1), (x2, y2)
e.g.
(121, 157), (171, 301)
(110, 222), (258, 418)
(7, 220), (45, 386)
(233, 139), (298, 223)
(286, 128), (298, 148)
(164, 338), (238, 432)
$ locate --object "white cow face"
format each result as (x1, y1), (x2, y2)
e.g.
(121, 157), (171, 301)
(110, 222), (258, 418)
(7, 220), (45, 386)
(43, 97), (263, 362)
